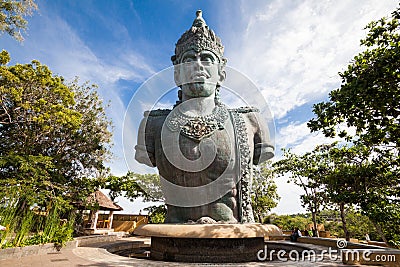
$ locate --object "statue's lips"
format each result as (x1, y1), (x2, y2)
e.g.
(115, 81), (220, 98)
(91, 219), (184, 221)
(190, 72), (210, 81)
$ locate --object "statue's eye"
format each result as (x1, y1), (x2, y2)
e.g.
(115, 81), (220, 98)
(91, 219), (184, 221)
(182, 56), (195, 63)
(201, 55), (215, 64)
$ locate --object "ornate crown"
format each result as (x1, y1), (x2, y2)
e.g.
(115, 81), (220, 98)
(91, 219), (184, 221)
(171, 10), (226, 64)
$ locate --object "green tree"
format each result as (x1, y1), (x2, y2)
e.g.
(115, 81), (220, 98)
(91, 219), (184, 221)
(276, 142), (399, 244)
(0, 51), (112, 201)
(307, 6), (400, 247)
(105, 172), (166, 223)
(106, 172), (163, 202)
(345, 209), (378, 241)
(0, 51), (112, 246)
(273, 148), (329, 235)
(321, 144), (382, 241)
(269, 213), (311, 231)
(306, 143), (361, 241)
(0, 0), (38, 41)
(320, 209), (379, 241)
(145, 204), (166, 224)
(251, 161), (280, 223)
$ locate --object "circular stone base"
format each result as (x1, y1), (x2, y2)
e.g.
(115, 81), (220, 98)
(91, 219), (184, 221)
(134, 223), (282, 238)
(134, 224), (282, 263)
(151, 236), (263, 262)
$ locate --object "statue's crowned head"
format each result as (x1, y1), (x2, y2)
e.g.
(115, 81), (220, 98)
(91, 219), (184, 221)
(172, 11), (227, 102)
(171, 10), (227, 66)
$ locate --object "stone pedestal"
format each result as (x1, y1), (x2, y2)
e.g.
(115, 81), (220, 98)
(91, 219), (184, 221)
(134, 223), (282, 263)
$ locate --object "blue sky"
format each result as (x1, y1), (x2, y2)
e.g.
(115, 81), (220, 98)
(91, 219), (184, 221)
(2, 0), (398, 215)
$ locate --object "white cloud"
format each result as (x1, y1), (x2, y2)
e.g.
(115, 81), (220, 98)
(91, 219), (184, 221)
(275, 120), (357, 156)
(12, 15), (154, 85)
(276, 121), (312, 150)
(272, 173), (307, 215)
(224, 0), (398, 119)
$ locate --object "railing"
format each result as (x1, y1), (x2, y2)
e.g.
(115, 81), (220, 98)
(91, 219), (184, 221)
(111, 215), (149, 233)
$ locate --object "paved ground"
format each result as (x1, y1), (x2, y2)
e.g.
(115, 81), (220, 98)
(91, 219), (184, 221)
(0, 237), (384, 267)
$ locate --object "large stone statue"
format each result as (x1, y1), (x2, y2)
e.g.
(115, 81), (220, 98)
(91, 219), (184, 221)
(135, 10), (274, 224)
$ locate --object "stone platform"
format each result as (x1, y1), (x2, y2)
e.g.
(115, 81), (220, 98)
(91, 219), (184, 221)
(134, 223), (282, 263)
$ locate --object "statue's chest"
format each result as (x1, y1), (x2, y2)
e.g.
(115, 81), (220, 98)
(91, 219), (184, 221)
(155, 119), (236, 174)
(179, 127), (234, 162)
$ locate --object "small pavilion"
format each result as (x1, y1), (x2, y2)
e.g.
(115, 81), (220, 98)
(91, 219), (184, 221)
(84, 190), (123, 234)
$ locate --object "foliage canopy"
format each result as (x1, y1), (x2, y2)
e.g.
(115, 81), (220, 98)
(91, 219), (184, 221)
(251, 161), (280, 223)
(0, 0), (38, 41)
(0, 50), (112, 247)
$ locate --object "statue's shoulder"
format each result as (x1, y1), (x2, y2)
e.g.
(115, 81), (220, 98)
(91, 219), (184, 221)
(229, 106), (263, 128)
(141, 109), (171, 131)
(144, 109), (171, 117)
(228, 106), (260, 114)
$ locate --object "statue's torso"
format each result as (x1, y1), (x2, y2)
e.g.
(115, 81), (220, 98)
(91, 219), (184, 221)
(135, 106), (273, 223)
(154, 115), (238, 186)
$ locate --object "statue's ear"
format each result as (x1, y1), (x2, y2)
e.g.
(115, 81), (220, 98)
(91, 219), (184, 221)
(218, 58), (227, 85)
(218, 68), (226, 85)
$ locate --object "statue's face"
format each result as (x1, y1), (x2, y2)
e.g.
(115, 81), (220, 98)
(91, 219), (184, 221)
(175, 50), (225, 99)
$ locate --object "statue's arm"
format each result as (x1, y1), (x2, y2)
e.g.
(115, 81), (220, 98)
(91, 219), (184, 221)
(135, 113), (156, 167)
(246, 111), (274, 164)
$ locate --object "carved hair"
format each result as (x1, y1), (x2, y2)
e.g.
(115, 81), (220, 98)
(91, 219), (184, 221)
(171, 10), (227, 66)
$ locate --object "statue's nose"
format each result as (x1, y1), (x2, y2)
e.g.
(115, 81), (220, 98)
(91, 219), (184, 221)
(193, 58), (205, 70)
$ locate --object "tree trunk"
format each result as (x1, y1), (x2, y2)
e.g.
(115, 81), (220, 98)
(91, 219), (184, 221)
(16, 197), (28, 215)
(339, 202), (350, 241)
(371, 220), (388, 245)
(257, 212), (262, 224)
(311, 209), (318, 237)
